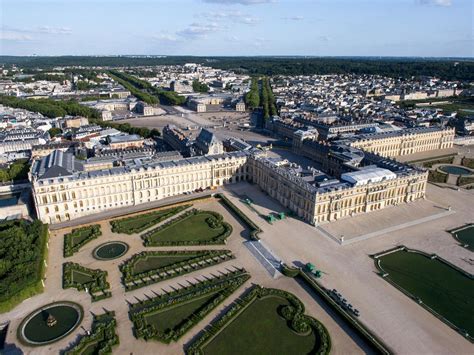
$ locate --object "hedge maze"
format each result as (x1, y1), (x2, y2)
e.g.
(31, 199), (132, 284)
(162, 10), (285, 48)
(187, 285), (331, 355)
(63, 311), (119, 355)
(62, 262), (111, 302)
(129, 269), (250, 343)
(110, 204), (191, 234)
(120, 250), (235, 291)
(64, 224), (102, 257)
(141, 209), (233, 246)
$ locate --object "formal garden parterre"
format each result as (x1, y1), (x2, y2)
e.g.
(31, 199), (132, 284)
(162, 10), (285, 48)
(62, 262), (111, 302)
(120, 250), (235, 291)
(110, 204), (191, 234)
(129, 269), (250, 343)
(63, 311), (119, 355)
(64, 224), (102, 257)
(187, 285), (331, 355)
(141, 209), (233, 246)
(374, 247), (474, 341)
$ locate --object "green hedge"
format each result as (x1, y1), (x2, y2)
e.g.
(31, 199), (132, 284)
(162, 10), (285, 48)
(64, 311), (119, 355)
(0, 220), (49, 313)
(110, 204), (190, 234)
(422, 157), (455, 168)
(62, 262), (111, 302)
(63, 224), (101, 257)
(461, 157), (474, 169)
(216, 194), (262, 241)
(280, 263), (300, 278)
(186, 285), (331, 355)
(130, 269), (250, 343)
(120, 250), (235, 291)
(141, 209), (232, 246)
(428, 170), (448, 183)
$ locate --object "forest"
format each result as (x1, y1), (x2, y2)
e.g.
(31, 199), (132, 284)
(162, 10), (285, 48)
(0, 219), (48, 311)
(1, 56), (473, 80)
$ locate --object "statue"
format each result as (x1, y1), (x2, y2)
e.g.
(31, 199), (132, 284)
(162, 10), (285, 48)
(46, 313), (57, 327)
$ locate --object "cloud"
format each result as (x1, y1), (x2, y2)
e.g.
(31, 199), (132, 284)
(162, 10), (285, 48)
(417, 0), (452, 6)
(151, 32), (181, 43)
(198, 10), (260, 25)
(282, 15), (304, 21)
(37, 26), (72, 35)
(202, 0), (274, 5)
(0, 25), (72, 42)
(0, 31), (33, 42)
(176, 22), (224, 39)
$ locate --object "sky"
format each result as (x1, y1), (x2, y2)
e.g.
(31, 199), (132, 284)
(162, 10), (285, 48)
(0, 0), (473, 57)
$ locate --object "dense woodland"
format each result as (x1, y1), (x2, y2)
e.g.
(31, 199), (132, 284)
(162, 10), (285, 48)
(0, 159), (30, 182)
(1, 56), (473, 80)
(0, 220), (48, 309)
(0, 95), (100, 119)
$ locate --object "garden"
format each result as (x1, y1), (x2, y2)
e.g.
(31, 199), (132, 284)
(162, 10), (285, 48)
(129, 269), (250, 343)
(110, 204), (191, 234)
(120, 250), (235, 291)
(187, 285), (331, 355)
(141, 209), (232, 246)
(0, 220), (48, 313)
(63, 311), (119, 355)
(62, 262), (111, 302)
(374, 247), (474, 341)
(64, 224), (102, 257)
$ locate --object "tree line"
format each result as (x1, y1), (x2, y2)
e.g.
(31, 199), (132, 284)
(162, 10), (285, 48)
(109, 71), (186, 105)
(90, 119), (160, 139)
(1, 56), (473, 80)
(0, 159), (30, 183)
(0, 95), (100, 119)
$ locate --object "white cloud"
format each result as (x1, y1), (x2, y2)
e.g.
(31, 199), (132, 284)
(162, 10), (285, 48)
(199, 10), (260, 25)
(0, 31), (33, 42)
(151, 33), (181, 43)
(418, 0), (453, 7)
(176, 22), (224, 39)
(202, 0), (274, 5)
(37, 26), (72, 35)
(282, 15), (304, 21)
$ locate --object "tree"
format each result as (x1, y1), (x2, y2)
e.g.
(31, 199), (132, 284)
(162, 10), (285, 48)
(48, 127), (62, 137)
(192, 80), (209, 93)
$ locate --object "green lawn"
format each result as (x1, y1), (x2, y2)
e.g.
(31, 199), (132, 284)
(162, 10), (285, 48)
(71, 270), (94, 285)
(203, 296), (320, 355)
(131, 255), (199, 275)
(110, 205), (190, 234)
(451, 226), (474, 252)
(144, 292), (220, 333)
(146, 213), (226, 244)
(378, 250), (474, 336)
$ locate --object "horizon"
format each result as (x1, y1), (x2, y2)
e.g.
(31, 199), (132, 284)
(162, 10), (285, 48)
(1, 0), (473, 58)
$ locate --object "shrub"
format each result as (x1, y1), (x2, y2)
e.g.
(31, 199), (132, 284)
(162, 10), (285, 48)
(62, 262), (111, 302)
(64, 224), (101, 257)
(279, 305), (297, 321)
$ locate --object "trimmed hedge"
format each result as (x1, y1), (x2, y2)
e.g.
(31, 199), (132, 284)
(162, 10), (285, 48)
(428, 170), (448, 183)
(141, 209), (232, 246)
(62, 262), (111, 302)
(110, 204), (191, 234)
(281, 264), (300, 278)
(215, 193), (262, 241)
(63, 311), (119, 355)
(186, 285), (331, 355)
(64, 224), (101, 257)
(129, 269), (250, 343)
(120, 250), (235, 291)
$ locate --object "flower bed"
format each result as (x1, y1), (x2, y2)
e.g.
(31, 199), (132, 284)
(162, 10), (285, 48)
(63, 311), (119, 355)
(187, 285), (331, 355)
(129, 269), (250, 343)
(62, 262), (111, 302)
(141, 209), (232, 246)
(63, 224), (101, 257)
(120, 250), (235, 291)
(110, 204), (191, 234)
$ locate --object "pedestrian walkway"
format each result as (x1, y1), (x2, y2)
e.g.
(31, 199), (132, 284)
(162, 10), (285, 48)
(244, 240), (282, 279)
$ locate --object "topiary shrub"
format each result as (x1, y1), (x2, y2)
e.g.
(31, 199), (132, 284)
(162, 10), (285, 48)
(291, 314), (311, 334)
(279, 305), (297, 321)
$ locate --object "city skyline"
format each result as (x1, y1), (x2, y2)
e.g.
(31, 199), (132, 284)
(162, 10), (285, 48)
(1, 0), (473, 57)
